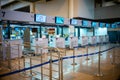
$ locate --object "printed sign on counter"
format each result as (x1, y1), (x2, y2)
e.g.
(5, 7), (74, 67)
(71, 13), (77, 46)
(34, 38), (48, 54)
(99, 36), (103, 43)
(70, 37), (78, 48)
(96, 36), (100, 44)
(81, 36), (88, 46)
(105, 35), (109, 42)
(5, 39), (23, 59)
(92, 36), (96, 44)
(102, 36), (106, 43)
(56, 37), (65, 48)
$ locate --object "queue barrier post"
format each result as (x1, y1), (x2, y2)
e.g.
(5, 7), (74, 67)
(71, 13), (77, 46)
(96, 45), (103, 77)
(17, 44), (20, 71)
(111, 44), (116, 65)
(8, 44), (11, 70)
(85, 46), (90, 60)
(40, 48), (43, 80)
(49, 49), (52, 80)
(71, 48), (77, 65)
(60, 57), (63, 80)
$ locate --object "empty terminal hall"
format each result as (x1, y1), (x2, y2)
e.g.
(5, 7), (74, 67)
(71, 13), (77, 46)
(0, 0), (120, 80)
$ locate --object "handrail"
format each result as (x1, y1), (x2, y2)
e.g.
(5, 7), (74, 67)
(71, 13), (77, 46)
(0, 45), (119, 77)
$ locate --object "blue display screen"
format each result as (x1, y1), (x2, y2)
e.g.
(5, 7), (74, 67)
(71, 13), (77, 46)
(15, 28), (19, 31)
(106, 24), (110, 28)
(35, 14), (46, 22)
(92, 22), (96, 27)
(83, 20), (88, 26)
(70, 19), (77, 25)
(111, 24), (116, 28)
(55, 17), (64, 24)
(99, 23), (105, 27)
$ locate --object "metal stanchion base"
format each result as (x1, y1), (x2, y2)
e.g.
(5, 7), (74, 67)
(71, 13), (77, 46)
(85, 57), (90, 60)
(96, 73), (104, 77)
(71, 63), (77, 65)
(100, 53), (102, 56)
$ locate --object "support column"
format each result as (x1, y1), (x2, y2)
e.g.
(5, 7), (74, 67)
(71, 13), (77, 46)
(68, 0), (74, 18)
(30, 2), (35, 13)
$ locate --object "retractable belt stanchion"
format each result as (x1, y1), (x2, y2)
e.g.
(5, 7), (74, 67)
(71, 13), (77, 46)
(100, 43), (103, 56)
(49, 49), (52, 80)
(58, 51), (63, 80)
(8, 44), (11, 71)
(40, 48), (43, 80)
(17, 44), (20, 71)
(111, 43), (116, 65)
(65, 49), (66, 56)
(96, 44), (103, 77)
(60, 56), (63, 80)
(71, 48), (77, 65)
(85, 46), (90, 60)
(30, 57), (32, 79)
(58, 50), (61, 80)
(23, 55), (25, 76)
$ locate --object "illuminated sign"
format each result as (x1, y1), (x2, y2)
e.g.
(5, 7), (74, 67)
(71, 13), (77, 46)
(70, 19), (77, 25)
(99, 23), (105, 27)
(92, 22), (97, 27)
(55, 16), (64, 24)
(82, 20), (88, 27)
(111, 23), (117, 28)
(106, 23), (110, 28)
(35, 14), (46, 22)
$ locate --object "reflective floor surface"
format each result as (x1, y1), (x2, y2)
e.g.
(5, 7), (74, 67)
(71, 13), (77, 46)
(0, 44), (120, 80)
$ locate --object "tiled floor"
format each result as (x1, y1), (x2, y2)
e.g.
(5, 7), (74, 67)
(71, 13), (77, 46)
(0, 44), (120, 80)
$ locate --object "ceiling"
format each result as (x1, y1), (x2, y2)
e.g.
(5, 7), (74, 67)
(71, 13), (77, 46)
(21, 0), (41, 2)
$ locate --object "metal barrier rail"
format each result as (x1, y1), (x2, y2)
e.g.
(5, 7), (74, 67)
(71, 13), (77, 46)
(0, 44), (119, 78)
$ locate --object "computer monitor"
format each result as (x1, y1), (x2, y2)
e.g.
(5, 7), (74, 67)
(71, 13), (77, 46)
(70, 19), (77, 25)
(92, 22), (96, 27)
(35, 14), (46, 23)
(55, 16), (64, 24)
(82, 20), (88, 27)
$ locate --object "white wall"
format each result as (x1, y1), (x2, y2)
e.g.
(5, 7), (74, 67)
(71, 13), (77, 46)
(35, 0), (94, 19)
(35, 0), (69, 18)
(95, 5), (120, 19)
(76, 0), (94, 19)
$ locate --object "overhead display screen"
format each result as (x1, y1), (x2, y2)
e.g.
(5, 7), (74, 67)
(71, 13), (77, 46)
(82, 20), (88, 27)
(55, 16), (64, 24)
(70, 19), (77, 25)
(99, 23), (105, 27)
(92, 22), (97, 27)
(35, 14), (46, 23)
(106, 23), (110, 28)
(111, 23), (117, 28)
